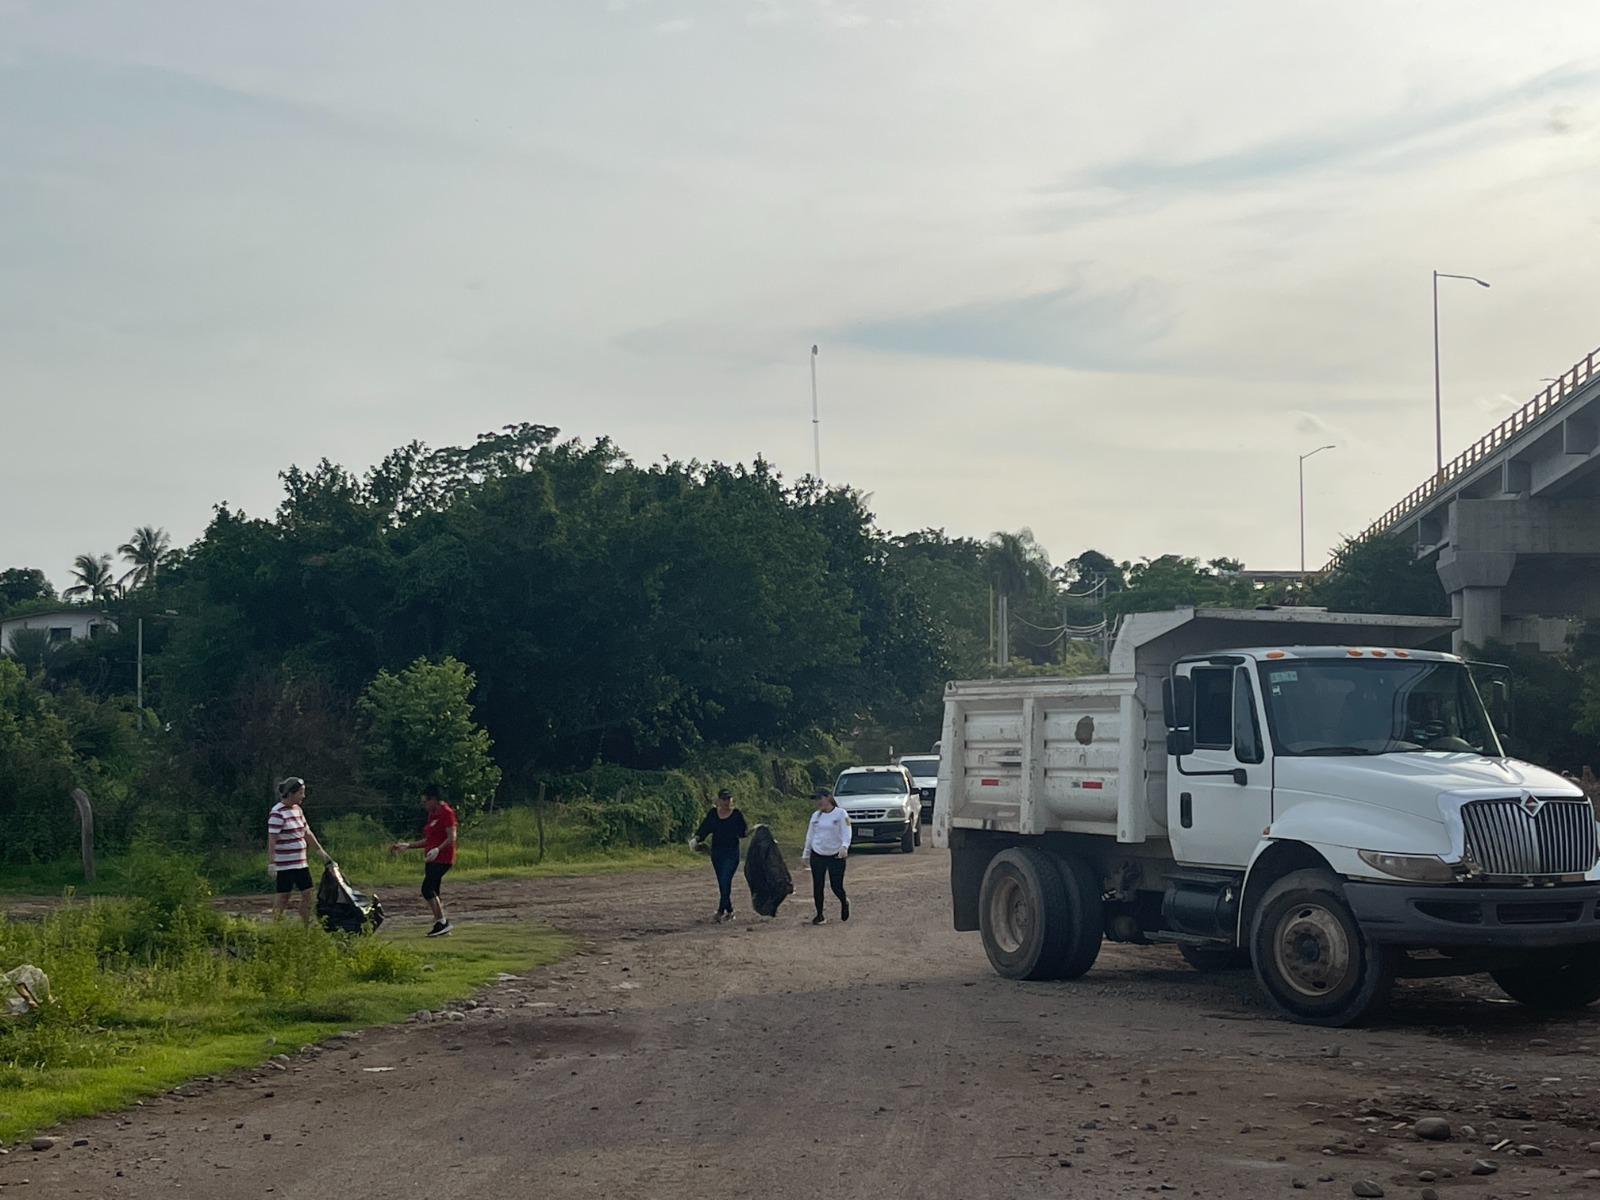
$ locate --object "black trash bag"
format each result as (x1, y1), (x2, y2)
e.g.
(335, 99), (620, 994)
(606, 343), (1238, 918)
(743, 824), (794, 918)
(316, 863), (385, 935)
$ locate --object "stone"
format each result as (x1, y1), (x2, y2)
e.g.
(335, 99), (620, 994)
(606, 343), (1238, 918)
(1421, 1191), (1439, 1200)
(71, 1138), (89, 1147)
(1352, 1183), (1385, 1198)
(1589, 1142), (1600, 1154)
(1470, 1160), (1498, 1176)
(30, 1137), (58, 1152)
(1516, 1144), (1542, 1157)
(1292, 1179), (1308, 1190)
(1417, 1171), (1437, 1182)
(1414, 1118), (1452, 1142)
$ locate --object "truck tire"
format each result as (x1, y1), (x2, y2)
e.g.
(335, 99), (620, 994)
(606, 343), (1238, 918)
(978, 848), (1070, 980)
(1178, 944), (1251, 972)
(901, 823), (916, 853)
(1490, 951), (1600, 1010)
(1050, 852), (1104, 980)
(1249, 869), (1393, 1027)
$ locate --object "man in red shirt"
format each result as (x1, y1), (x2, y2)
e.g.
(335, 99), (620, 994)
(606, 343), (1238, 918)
(390, 784), (459, 936)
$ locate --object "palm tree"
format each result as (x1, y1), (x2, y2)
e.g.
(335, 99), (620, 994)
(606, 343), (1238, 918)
(64, 553), (116, 604)
(118, 526), (175, 589)
(986, 530), (1051, 666)
(4, 626), (55, 677)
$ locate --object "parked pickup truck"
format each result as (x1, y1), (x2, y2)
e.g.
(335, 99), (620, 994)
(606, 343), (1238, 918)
(933, 606), (1600, 1026)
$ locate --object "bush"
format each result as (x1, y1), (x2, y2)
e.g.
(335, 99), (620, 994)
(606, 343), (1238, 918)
(343, 936), (422, 984)
(113, 842), (220, 955)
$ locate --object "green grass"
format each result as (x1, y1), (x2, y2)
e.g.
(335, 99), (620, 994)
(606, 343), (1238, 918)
(1, 804), (815, 898)
(0, 911), (568, 1142)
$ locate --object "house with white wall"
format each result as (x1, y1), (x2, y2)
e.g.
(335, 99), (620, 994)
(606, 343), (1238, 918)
(0, 609), (118, 654)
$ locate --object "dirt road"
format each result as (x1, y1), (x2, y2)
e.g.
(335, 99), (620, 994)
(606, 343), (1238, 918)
(11, 848), (1600, 1199)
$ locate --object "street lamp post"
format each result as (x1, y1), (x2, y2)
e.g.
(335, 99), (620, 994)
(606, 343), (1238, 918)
(1299, 444), (1336, 574)
(1433, 270), (1491, 479)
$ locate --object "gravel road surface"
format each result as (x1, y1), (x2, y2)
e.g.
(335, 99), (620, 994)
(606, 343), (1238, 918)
(10, 848), (1600, 1199)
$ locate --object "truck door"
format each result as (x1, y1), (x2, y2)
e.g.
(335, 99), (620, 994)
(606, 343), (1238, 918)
(1169, 663), (1274, 869)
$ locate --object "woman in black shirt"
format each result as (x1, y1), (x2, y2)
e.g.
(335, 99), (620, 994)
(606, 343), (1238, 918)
(694, 788), (750, 922)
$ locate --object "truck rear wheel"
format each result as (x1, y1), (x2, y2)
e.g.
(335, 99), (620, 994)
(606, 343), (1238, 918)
(1491, 951), (1600, 1010)
(1249, 869), (1393, 1027)
(978, 848), (1069, 980)
(977, 848), (1101, 981)
(1051, 852), (1104, 980)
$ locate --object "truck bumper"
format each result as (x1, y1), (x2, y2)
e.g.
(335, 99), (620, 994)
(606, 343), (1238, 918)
(1345, 880), (1600, 950)
(852, 820), (910, 844)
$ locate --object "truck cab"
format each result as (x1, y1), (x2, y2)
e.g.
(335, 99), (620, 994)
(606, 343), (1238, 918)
(937, 607), (1600, 1025)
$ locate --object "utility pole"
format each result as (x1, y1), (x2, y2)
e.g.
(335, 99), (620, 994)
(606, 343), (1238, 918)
(810, 344), (821, 479)
(136, 617), (143, 710)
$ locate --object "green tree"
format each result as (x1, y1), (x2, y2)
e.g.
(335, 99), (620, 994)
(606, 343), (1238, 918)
(357, 657), (501, 820)
(64, 553), (117, 604)
(5, 626), (56, 678)
(0, 567), (55, 614)
(1313, 536), (1449, 616)
(1106, 555), (1256, 615)
(117, 526), (176, 589)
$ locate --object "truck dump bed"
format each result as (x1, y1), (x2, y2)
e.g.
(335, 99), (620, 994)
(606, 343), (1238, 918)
(933, 606), (1457, 850)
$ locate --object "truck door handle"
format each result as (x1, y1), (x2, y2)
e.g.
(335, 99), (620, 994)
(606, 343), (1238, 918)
(1180, 792), (1192, 828)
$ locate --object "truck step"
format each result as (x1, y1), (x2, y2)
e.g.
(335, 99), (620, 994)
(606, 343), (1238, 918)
(1147, 930), (1233, 948)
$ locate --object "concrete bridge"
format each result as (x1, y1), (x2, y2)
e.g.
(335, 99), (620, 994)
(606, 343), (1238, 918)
(1333, 342), (1600, 653)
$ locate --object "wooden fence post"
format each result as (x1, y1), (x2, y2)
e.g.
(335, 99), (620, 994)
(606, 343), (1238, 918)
(70, 788), (95, 883)
(535, 782), (547, 863)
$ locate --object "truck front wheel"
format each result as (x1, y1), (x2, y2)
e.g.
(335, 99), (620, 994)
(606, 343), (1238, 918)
(1490, 951), (1600, 1010)
(1249, 869), (1393, 1027)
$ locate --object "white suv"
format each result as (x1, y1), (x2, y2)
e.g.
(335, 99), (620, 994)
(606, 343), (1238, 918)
(833, 765), (921, 853)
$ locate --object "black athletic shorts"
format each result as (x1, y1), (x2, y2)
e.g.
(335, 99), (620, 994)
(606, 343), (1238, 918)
(274, 866), (313, 894)
(422, 861), (451, 900)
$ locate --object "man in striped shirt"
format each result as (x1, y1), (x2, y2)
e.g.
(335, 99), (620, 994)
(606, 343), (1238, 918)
(269, 776), (333, 925)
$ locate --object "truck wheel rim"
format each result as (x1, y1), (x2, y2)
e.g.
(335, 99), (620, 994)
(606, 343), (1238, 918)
(990, 876), (1030, 955)
(1273, 903), (1352, 999)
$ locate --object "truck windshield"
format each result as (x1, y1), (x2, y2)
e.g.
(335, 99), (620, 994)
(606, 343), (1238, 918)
(898, 757), (938, 782)
(836, 771), (909, 795)
(1257, 658), (1501, 758)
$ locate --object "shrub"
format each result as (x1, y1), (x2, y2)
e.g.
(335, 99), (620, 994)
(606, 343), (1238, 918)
(343, 936), (422, 984)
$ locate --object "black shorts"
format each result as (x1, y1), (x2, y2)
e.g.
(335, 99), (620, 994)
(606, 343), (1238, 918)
(422, 861), (451, 900)
(274, 866), (313, 894)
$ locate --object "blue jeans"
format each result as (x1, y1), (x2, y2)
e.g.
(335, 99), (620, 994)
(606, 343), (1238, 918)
(711, 847), (740, 914)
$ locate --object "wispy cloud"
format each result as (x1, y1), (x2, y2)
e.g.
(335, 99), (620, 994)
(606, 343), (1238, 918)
(837, 278), (1178, 372)
(1062, 61), (1600, 198)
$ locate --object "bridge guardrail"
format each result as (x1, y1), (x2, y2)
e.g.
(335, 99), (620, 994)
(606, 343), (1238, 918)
(1327, 344), (1599, 571)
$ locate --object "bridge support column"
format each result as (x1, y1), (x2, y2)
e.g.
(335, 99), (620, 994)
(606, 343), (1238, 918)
(1437, 546), (1515, 654)
(1453, 588), (1503, 652)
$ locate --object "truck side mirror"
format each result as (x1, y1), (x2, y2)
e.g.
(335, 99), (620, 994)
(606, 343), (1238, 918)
(1162, 676), (1194, 731)
(1166, 729), (1195, 757)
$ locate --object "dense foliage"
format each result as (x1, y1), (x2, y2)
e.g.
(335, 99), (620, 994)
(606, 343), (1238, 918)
(6, 426), (1596, 869)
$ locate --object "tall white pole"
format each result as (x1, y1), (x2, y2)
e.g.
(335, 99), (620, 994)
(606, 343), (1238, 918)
(810, 344), (821, 479)
(136, 617), (143, 710)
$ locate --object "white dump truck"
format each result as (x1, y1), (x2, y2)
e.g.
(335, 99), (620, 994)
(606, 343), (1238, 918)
(932, 607), (1600, 1026)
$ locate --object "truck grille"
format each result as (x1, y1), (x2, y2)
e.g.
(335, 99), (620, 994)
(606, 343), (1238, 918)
(1461, 799), (1599, 877)
(847, 809), (887, 822)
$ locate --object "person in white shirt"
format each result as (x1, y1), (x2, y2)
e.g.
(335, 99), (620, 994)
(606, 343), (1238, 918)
(801, 787), (851, 925)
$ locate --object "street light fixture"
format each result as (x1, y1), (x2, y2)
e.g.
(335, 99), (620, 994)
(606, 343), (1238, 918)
(1299, 444), (1336, 574)
(1433, 270), (1491, 479)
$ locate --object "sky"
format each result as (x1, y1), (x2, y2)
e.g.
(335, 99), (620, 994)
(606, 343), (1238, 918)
(4, 1), (1600, 590)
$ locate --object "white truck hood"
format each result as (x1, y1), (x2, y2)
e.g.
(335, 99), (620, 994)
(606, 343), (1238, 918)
(1275, 753), (1584, 837)
(836, 792), (912, 813)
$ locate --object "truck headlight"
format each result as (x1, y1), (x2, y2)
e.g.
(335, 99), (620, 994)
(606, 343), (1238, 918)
(1357, 851), (1456, 883)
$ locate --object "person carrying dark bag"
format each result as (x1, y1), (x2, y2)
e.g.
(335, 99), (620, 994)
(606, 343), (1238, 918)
(693, 788), (749, 923)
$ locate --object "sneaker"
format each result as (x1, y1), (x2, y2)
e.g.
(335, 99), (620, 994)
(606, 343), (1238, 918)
(711, 911), (725, 923)
(841, 899), (850, 922)
(426, 920), (453, 937)
(812, 913), (827, 925)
